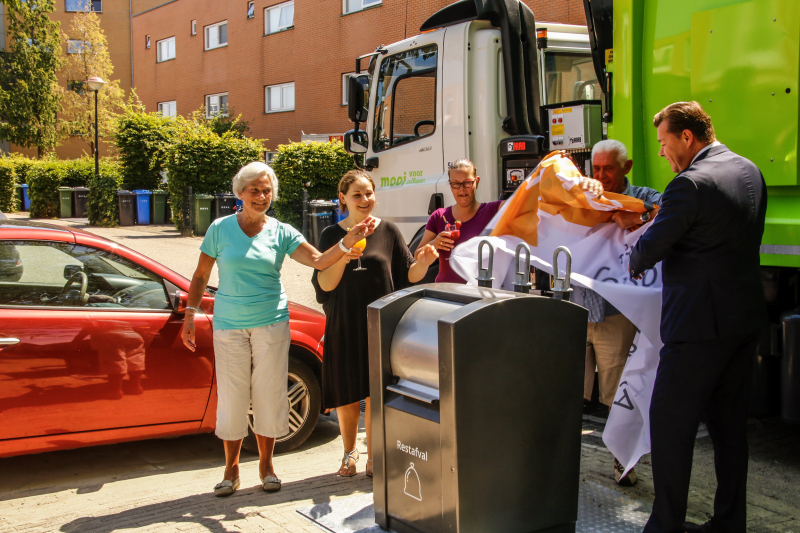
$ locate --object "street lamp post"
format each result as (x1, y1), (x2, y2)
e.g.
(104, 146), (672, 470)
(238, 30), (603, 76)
(85, 77), (107, 179)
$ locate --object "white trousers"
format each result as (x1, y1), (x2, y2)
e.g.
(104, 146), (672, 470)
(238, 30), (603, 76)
(213, 321), (290, 441)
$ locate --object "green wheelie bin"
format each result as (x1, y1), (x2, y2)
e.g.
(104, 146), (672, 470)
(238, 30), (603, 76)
(193, 194), (213, 236)
(150, 190), (168, 224)
(58, 187), (74, 218)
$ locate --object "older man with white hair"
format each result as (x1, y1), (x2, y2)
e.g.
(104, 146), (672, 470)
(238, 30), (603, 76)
(572, 139), (662, 486)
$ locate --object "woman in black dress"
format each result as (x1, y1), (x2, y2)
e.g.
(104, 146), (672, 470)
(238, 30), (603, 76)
(312, 170), (438, 478)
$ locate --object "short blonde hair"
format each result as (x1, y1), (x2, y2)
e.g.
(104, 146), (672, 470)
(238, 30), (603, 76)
(231, 161), (279, 200)
(448, 158), (478, 178)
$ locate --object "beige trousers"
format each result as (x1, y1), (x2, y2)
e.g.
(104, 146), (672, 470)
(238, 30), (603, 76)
(583, 313), (637, 407)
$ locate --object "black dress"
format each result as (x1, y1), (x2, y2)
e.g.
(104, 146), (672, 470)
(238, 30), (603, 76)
(311, 221), (415, 409)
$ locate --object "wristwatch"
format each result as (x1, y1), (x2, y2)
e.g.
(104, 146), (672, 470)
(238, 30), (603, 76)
(640, 211), (651, 224)
(338, 239), (351, 253)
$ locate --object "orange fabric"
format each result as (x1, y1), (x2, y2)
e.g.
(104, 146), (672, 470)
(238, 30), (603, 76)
(491, 151), (657, 246)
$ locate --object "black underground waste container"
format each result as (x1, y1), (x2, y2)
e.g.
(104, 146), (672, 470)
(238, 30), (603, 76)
(72, 187), (90, 218)
(118, 190), (136, 226)
(781, 309), (800, 423)
(212, 193), (237, 222)
(307, 200), (336, 248)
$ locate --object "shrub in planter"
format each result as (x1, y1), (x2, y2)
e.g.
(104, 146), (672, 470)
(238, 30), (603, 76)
(165, 129), (264, 231)
(27, 159), (64, 218)
(87, 159), (123, 227)
(0, 158), (18, 212)
(271, 141), (356, 229)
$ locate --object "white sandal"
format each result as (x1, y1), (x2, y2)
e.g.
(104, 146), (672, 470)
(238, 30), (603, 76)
(338, 447), (359, 477)
(213, 476), (240, 497)
(259, 473), (282, 492)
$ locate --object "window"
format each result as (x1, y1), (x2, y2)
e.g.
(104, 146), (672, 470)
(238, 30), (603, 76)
(247, 1), (255, 18)
(0, 241), (169, 310)
(146, 35), (150, 49)
(265, 1), (293, 34)
(206, 93), (228, 117)
(265, 83), (294, 113)
(67, 80), (85, 94)
(543, 51), (602, 105)
(204, 21), (228, 50)
(156, 37), (175, 62)
(373, 44), (437, 151)
(67, 39), (87, 54)
(65, 0), (102, 12)
(343, 0), (380, 15)
(191, 20), (197, 35)
(158, 101), (177, 117)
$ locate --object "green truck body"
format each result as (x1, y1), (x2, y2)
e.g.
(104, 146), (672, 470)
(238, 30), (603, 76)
(605, 0), (799, 268)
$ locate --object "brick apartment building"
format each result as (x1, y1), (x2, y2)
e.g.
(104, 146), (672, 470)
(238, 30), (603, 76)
(131, 0), (586, 155)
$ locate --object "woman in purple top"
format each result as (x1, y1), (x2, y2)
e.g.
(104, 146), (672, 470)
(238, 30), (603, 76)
(418, 159), (504, 283)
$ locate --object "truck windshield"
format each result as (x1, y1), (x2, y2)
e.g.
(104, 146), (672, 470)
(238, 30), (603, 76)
(373, 44), (437, 152)
(543, 51), (601, 105)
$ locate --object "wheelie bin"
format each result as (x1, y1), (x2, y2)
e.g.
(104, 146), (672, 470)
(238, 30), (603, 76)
(15, 185), (24, 211)
(193, 194), (213, 236)
(212, 193), (237, 222)
(118, 190), (136, 226)
(72, 187), (90, 218)
(58, 187), (74, 218)
(150, 190), (168, 224)
(306, 200), (336, 248)
(20, 184), (30, 211)
(133, 189), (152, 225)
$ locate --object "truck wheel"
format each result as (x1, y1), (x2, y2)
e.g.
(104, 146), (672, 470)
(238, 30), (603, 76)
(242, 355), (322, 454)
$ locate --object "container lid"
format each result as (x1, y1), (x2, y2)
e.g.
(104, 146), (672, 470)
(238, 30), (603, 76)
(194, 194), (214, 199)
(310, 199), (336, 206)
(72, 187), (89, 191)
(20, 184), (28, 187)
(152, 189), (167, 194)
(133, 189), (152, 195)
(58, 186), (72, 191)
(117, 190), (134, 195)
(214, 193), (235, 198)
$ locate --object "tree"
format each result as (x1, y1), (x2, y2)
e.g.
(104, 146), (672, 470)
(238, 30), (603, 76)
(0, 0), (65, 158)
(60, 0), (124, 155)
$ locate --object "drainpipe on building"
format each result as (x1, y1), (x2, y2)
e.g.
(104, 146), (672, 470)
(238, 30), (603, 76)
(129, 0), (134, 91)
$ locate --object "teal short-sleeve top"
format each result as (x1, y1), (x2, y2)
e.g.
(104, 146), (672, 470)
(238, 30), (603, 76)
(200, 215), (306, 330)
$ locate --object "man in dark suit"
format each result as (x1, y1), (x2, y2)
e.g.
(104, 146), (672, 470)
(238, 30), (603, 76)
(630, 101), (767, 533)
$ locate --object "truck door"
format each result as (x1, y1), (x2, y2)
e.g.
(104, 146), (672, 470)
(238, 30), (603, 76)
(367, 31), (445, 242)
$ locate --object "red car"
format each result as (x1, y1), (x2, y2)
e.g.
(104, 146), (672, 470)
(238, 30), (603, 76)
(0, 220), (325, 458)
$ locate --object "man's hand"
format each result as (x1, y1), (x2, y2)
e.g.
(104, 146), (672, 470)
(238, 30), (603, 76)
(580, 177), (604, 197)
(415, 243), (439, 266)
(628, 263), (643, 280)
(612, 211), (645, 231)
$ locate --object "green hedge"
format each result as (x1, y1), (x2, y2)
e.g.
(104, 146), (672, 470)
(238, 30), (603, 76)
(115, 109), (179, 190)
(0, 158), (17, 212)
(6, 153), (35, 185)
(27, 159), (64, 218)
(87, 160), (123, 227)
(271, 141), (356, 229)
(165, 129), (264, 231)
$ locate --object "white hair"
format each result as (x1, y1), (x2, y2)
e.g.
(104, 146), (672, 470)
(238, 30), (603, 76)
(591, 139), (629, 167)
(231, 161), (279, 200)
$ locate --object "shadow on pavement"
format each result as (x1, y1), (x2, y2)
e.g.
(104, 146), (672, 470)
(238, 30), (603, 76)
(58, 470), (374, 533)
(0, 415), (342, 503)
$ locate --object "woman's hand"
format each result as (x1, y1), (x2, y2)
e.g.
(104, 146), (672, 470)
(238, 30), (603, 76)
(181, 313), (197, 352)
(341, 247), (364, 264)
(342, 216), (377, 248)
(432, 231), (455, 251)
(415, 243), (439, 266)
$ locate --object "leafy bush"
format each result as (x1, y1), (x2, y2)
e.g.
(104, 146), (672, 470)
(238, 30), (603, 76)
(60, 157), (95, 187)
(6, 153), (36, 184)
(165, 128), (264, 231)
(87, 159), (123, 227)
(27, 159), (64, 218)
(271, 141), (356, 229)
(0, 158), (18, 212)
(115, 107), (179, 190)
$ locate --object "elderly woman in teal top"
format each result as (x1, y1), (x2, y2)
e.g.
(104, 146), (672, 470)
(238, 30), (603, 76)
(181, 161), (373, 497)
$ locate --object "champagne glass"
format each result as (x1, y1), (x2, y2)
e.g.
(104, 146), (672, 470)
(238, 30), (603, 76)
(353, 237), (367, 271)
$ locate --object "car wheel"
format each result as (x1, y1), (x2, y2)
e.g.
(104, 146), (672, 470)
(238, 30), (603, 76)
(242, 355), (321, 454)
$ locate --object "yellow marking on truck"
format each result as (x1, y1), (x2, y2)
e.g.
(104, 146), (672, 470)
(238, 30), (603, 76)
(562, 107), (573, 113)
(553, 109), (562, 114)
(552, 124), (565, 135)
(605, 48), (613, 64)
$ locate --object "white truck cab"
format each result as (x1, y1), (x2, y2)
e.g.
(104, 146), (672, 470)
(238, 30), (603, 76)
(344, 0), (601, 249)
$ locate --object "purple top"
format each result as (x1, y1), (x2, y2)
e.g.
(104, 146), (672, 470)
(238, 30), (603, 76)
(425, 200), (503, 283)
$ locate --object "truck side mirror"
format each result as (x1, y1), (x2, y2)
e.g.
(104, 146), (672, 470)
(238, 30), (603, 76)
(344, 129), (369, 154)
(347, 75), (368, 123)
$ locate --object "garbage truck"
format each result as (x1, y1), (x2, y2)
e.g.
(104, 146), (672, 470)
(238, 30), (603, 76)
(343, 0), (800, 421)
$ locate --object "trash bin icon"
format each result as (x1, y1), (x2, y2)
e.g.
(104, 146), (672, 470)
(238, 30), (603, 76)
(404, 463), (421, 501)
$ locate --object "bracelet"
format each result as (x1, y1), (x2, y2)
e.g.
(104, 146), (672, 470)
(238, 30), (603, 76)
(338, 239), (351, 253)
(185, 306), (199, 313)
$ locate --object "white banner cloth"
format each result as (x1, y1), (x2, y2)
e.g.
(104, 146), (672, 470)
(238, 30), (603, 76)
(450, 209), (663, 475)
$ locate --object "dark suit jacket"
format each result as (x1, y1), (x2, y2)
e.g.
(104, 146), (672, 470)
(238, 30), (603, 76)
(630, 144), (767, 344)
